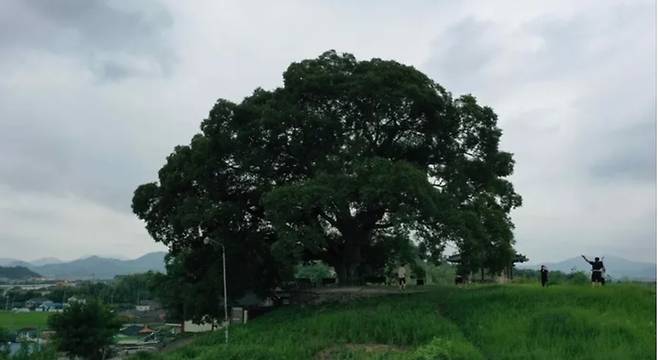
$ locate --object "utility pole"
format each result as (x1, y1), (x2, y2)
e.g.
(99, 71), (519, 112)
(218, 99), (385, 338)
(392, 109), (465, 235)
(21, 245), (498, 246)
(203, 237), (229, 345)
(222, 243), (228, 345)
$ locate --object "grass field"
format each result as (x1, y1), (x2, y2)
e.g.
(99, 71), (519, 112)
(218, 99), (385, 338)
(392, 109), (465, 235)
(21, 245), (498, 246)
(0, 311), (50, 331)
(139, 284), (655, 359)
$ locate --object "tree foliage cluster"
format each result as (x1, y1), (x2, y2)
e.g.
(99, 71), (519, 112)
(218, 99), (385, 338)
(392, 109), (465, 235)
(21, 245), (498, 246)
(3, 274), (157, 310)
(58, 273), (155, 306)
(147, 252), (225, 323)
(0, 341), (56, 360)
(48, 300), (120, 360)
(512, 269), (591, 285)
(133, 51), (521, 300)
(0, 328), (10, 359)
(294, 261), (333, 286)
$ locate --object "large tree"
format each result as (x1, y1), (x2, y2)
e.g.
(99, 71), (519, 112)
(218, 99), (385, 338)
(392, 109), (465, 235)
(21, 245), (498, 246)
(133, 50), (521, 285)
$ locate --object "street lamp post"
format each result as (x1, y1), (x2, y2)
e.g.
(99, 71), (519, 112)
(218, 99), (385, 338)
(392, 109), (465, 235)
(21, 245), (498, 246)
(203, 237), (229, 345)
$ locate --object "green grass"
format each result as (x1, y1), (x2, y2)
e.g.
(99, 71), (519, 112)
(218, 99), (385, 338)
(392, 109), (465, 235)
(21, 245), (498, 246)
(135, 284), (655, 360)
(0, 311), (51, 331)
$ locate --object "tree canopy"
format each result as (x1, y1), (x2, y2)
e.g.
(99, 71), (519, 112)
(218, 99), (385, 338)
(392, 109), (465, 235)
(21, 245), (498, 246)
(48, 300), (120, 360)
(133, 50), (521, 287)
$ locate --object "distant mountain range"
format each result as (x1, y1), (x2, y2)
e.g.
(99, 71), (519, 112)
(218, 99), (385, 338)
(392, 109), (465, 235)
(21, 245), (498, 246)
(519, 255), (656, 281)
(0, 257), (62, 267)
(0, 265), (41, 280)
(0, 252), (166, 280)
(3, 252), (653, 281)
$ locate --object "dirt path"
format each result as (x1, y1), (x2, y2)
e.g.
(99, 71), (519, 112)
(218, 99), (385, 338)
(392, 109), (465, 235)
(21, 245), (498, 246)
(294, 285), (428, 304)
(315, 343), (407, 359)
(159, 335), (198, 353)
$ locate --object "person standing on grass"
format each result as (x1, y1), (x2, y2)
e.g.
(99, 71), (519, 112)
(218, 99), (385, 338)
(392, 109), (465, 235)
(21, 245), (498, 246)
(540, 265), (549, 287)
(397, 264), (407, 290)
(581, 255), (606, 286)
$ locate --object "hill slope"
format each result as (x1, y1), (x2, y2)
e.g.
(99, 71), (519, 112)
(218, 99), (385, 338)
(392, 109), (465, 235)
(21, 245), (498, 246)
(137, 284), (655, 359)
(28, 257), (63, 266)
(0, 265), (41, 280)
(29, 252), (166, 279)
(0, 257), (63, 267)
(0, 258), (20, 266)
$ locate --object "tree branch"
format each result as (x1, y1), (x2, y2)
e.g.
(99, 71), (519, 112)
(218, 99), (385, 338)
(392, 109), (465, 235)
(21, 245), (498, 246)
(318, 211), (338, 227)
(371, 222), (394, 229)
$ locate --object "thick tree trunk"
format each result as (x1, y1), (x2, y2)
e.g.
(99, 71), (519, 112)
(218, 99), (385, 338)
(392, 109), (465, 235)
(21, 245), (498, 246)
(334, 239), (362, 285)
(331, 212), (379, 284)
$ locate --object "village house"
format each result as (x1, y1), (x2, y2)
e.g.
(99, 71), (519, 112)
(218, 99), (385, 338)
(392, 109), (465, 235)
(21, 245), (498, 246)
(65, 296), (86, 306)
(135, 300), (160, 312)
(25, 297), (49, 310)
(119, 324), (146, 337)
(36, 301), (63, 312)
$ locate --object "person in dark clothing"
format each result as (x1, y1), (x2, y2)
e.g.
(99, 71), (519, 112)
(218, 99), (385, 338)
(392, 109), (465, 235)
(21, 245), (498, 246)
(581, 255), (606, 286)
(540, 265), (549, 287)
(454, 275), (461, 285)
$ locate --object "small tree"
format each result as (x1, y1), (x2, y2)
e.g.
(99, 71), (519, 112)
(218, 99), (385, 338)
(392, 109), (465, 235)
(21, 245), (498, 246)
(48, 300), (120, 360)
(0, 327), (11, 359)
(10, 342), (57, 360)
(148, 251), (225, 325)
(295, 261), (333, 286)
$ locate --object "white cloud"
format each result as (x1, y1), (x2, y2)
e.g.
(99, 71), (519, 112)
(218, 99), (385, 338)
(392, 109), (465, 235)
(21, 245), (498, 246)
(0, 185), (165, 261)
(0, 0), (654, 262)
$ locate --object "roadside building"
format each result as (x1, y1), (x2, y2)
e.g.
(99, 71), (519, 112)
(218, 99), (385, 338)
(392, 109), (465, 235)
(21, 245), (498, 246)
(40, 302), (63, 312)
(182, 320), (218, 333)
(66, 296), (86, 306)
(135, 304), (150, 312)
(35, 300), (54, 312)
(138, 326), (156, 336)
(25, 297), (49, 310)
(135, 300), (160, 312)
(119, 324), (145, 337)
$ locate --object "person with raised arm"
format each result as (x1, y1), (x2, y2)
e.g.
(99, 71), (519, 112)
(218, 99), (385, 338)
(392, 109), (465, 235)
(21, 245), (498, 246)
(581, 255), (606, 286)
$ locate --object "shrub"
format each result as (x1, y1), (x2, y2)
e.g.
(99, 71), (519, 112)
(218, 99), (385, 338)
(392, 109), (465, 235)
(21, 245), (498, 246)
(412, 338), (484, 360)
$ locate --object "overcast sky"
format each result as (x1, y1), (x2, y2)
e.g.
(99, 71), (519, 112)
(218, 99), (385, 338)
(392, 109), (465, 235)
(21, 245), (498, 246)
(0, 0), (655, 263)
